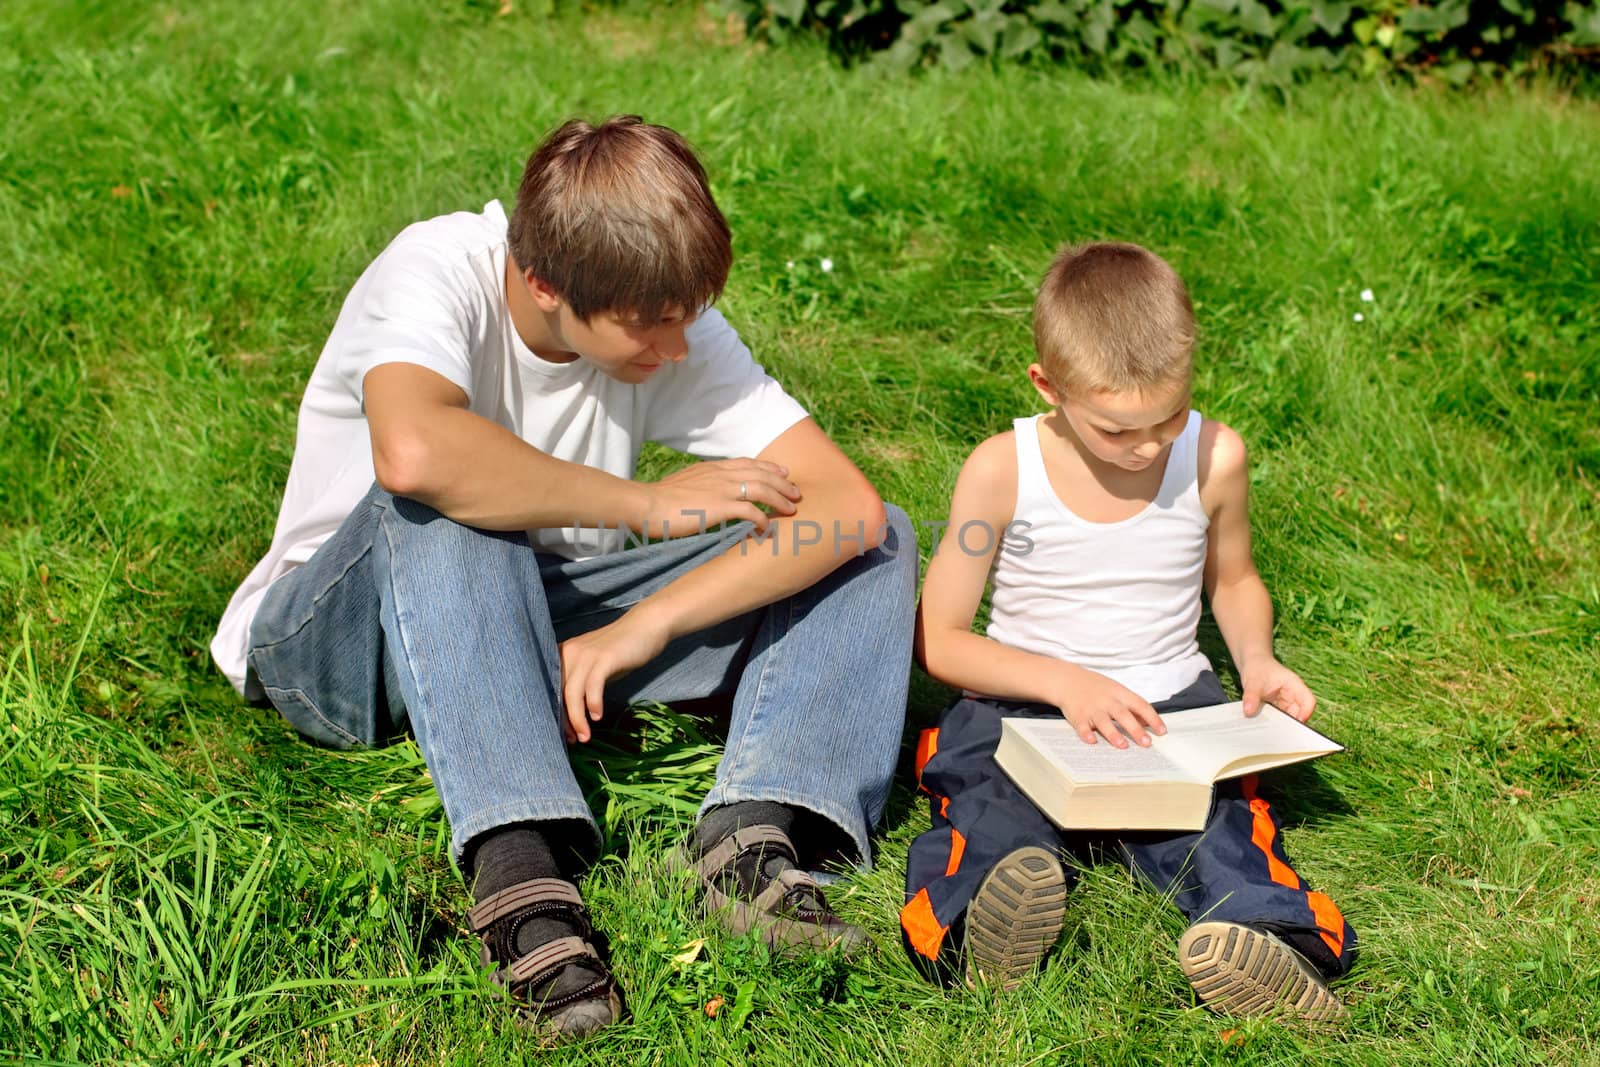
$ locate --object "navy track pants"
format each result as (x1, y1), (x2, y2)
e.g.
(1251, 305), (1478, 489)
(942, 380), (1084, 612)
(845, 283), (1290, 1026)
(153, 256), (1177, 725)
(900, 672), (1354, 981)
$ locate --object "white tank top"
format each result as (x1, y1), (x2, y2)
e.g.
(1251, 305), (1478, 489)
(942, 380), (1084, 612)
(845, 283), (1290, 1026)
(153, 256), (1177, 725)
(985, 411), (1213, 703)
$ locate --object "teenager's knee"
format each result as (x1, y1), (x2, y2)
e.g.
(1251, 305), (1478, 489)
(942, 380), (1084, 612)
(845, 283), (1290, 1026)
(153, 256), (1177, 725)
(378, 491), (536, 568)
(879, 502), (916, 560)
(371, 493), (552, 628)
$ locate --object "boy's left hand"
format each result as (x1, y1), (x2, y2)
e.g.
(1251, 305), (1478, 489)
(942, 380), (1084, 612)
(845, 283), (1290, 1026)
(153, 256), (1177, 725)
(1241, 659), (1316, 722)
(558, 611), (671, 744)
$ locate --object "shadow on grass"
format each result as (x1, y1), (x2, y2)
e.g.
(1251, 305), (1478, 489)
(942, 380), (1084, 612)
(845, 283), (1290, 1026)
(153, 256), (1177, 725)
(1254, 760), (1355, 829)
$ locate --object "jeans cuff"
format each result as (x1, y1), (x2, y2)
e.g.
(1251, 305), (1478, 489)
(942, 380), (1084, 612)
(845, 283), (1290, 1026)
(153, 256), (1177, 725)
(449, 800), (600, 865)
(699, 785), (875, 871)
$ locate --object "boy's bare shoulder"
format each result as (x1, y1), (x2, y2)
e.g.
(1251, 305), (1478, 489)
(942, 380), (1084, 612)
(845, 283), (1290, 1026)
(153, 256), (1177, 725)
(959, 430), (1020, 486)
(1197, 418), (1248, 499)
(949, 430), (1020, 518)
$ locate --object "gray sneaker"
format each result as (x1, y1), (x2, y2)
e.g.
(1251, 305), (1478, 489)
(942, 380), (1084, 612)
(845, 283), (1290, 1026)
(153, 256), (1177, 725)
(962, 846), (1070, 990)
(1177, 921), (1346, 1022)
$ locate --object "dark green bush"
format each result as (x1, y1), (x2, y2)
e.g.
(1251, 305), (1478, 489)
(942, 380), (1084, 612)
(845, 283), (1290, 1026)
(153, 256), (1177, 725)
(725, 0), (1600, 80)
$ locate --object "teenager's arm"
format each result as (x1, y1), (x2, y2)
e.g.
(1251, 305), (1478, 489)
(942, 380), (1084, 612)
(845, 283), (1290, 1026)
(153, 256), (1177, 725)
(916, 434), (1164, 748)
(1200, 421), (1317, 721)
(556, 417), (887, 741)
(625, 417), (885, 637)
(363, 362), (800, 534)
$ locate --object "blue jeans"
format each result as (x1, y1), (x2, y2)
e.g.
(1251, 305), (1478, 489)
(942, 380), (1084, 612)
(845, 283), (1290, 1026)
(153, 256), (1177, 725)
(246, 486), (916, 867)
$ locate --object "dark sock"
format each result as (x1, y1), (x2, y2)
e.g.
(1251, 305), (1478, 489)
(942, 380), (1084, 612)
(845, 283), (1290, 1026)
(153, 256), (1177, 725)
(1275, 927), (1343, 981)
(469, 825), (601, 1000)
(695, 801), (800, 897)
(472, 825), (561, 900)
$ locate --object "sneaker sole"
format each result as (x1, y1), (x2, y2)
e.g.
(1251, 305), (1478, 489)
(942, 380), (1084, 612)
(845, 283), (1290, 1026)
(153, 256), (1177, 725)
(1177, 921), (1346, 1022)
(964, 846), (1069, 990)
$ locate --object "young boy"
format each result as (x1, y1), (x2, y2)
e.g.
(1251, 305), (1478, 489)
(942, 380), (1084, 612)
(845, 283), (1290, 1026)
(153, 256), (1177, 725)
(900, 242), (1353, 1020)
(215, 116), (917, 1041)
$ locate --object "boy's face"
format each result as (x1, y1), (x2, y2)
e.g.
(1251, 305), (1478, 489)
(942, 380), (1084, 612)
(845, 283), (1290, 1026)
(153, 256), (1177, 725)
(549, 302), (696, 384)
(517, 267), (695, 384)
(1031, 366), (1190, 472)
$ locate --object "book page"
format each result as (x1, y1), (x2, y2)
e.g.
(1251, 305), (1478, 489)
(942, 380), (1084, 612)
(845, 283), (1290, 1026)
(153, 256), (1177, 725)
(1003, 718), (1199, 785)
(1153, 702), (1343, 782)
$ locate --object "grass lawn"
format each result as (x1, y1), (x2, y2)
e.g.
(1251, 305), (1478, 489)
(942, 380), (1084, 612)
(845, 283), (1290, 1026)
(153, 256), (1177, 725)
(3, 1), (1598, 1063)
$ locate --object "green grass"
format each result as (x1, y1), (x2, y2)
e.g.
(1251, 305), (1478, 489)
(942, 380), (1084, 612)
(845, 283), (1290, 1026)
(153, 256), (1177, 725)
(3, 1), (1598, 1063)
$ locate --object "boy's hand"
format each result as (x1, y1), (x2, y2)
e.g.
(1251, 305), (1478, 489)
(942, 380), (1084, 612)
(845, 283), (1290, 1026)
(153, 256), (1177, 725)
(1055, 667), (1167, 749)
(557, 611), (671, 744)
(1241, 658), (1317, 722)
(641, 459), (801, 538)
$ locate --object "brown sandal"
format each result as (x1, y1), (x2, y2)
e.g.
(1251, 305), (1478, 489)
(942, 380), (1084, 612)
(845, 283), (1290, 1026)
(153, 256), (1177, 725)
(690, 825), (871, 956)
(468, 878), (625, 1041)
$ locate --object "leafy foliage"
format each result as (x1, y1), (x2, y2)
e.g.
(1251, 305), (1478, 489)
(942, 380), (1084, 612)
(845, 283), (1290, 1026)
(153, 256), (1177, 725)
(726, 0), (1600, 80)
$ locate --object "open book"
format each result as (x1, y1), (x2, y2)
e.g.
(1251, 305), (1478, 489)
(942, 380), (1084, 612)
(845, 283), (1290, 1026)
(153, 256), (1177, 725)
(993, 702), (1342, 832)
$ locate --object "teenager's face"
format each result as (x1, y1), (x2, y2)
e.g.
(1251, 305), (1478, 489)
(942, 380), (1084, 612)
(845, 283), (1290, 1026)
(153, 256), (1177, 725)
(515, 266), (695, 383)
(550, 303), (696, 384)
(1058, 381), (1190, 472)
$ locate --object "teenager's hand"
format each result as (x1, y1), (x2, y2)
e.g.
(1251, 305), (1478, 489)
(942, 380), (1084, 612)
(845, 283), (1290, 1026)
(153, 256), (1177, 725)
(640, 459), (801, 538)
(557, 612), (671, 743)
(1054, 666), (1167, 748)
(1240, 659), (1317, 722)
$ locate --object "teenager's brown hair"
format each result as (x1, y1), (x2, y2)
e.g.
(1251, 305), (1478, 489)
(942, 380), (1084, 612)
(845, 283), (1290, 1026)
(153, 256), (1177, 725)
(508, 115), (732, 322)
(1032, 242), (1195, 396)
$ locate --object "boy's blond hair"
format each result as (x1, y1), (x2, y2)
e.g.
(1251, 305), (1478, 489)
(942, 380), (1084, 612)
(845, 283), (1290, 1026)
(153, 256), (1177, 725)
(1032, 242), (1195, 397)
(508, 115), (732, 322)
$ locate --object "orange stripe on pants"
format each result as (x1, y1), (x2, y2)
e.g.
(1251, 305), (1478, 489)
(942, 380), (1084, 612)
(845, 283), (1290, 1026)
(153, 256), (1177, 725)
(945, 828), (966, 877)
(901, 825), (966, 960)
(1242, 775), (1347, 958)
(900, 888), (947, 960)
(1306, 891), (1347, 958)
(914, 728), (939, 787)
(1241, 774), (1300, 889)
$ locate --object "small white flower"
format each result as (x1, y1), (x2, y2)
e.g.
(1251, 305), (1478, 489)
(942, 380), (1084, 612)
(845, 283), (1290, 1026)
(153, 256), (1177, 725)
(819, 258), (834, 273)
(1353, 312), (1365, 322)
(785, 260), (795, 270)
(1359, 288), (1375, 303)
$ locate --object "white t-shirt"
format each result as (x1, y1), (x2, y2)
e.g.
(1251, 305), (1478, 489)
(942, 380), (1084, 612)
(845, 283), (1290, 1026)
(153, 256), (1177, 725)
(212, 200), (809, 696)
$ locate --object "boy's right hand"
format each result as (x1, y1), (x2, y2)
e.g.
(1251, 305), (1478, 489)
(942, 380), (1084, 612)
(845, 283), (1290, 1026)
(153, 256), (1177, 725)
(640, 458), (801, 537)
(1055, 666), (1167, 749)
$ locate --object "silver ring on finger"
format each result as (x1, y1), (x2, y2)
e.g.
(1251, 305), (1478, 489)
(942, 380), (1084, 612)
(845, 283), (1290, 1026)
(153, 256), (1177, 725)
(738, 480), (748, 502)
